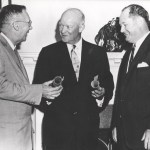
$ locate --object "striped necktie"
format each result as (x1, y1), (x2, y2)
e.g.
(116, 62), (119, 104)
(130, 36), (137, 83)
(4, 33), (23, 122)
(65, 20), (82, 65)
(128, 44), (135, 72)
(71, 45), (80, 80)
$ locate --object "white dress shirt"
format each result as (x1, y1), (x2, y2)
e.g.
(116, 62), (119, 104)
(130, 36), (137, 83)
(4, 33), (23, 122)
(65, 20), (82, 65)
(134, 31), (150, 57)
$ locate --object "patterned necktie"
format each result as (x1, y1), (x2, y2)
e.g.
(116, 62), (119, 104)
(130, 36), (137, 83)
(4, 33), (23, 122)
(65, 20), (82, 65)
(71, 45), (80, 80)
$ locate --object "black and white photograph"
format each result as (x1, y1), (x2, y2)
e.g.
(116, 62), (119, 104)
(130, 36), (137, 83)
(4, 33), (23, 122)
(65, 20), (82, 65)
(0, 0), (150, 150)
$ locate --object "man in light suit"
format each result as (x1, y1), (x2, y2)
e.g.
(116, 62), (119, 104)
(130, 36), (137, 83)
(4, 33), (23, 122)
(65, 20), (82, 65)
(0, 4), (63, 150)
(111, 4), (150, 150)
(33, 8), (114, 150)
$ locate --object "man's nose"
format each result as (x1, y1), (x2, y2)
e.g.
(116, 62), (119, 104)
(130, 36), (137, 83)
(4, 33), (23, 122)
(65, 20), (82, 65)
(61, 26), (67, 33)
(29, 26), (33, 30)
(120, 26), (125, 33)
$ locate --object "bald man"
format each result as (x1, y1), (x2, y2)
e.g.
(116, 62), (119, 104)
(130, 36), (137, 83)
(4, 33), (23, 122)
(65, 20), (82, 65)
(33, 8), (114, 150)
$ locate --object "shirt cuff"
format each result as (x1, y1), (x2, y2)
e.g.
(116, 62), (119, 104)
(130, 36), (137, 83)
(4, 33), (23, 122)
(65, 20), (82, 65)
(96, 98), (104, 107)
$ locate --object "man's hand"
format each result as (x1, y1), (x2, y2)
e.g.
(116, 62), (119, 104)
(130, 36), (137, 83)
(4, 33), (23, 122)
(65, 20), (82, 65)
(42, 80), (63, 100)
(112, 127), (117, 142)
(91, 87), (105, 99)
(141, 129), (150, 150)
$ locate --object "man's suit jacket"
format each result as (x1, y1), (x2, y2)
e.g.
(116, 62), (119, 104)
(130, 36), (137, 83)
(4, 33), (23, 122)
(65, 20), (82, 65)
(0, 34), (42, 150)
(33, 39), (114, 150)
(112, 33), (150, 149)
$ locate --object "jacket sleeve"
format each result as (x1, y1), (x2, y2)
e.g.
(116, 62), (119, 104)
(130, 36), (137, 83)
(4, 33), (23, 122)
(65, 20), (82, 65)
(32, 48), (50, 112)
(96, 47), (114, 112)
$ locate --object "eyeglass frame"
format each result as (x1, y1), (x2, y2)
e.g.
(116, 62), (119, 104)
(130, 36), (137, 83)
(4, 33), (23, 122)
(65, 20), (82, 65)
(3, 20), (32, 27)
(14, 20), (32, 27)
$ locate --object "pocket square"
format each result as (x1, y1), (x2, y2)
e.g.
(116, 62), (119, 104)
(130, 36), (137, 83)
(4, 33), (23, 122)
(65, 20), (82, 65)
(137, 62), (149, 68)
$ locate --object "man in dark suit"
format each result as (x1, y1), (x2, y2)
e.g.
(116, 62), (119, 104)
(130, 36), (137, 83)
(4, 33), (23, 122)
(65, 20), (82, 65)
(33, 8), (114, 150)
(111, 4), (150, 150)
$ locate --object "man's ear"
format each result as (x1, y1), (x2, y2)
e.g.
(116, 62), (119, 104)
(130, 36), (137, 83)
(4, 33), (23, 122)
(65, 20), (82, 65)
(79, 21), (85, 33)
(12, 22), (19, 31)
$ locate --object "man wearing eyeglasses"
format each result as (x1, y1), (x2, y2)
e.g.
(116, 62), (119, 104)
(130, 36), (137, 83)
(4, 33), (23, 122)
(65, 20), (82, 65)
(0, 4), (63, 150)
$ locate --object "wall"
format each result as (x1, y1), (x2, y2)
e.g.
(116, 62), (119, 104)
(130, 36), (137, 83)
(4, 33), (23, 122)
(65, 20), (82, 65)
(3, 0), (150, 149)
(5, 0), (150, 53)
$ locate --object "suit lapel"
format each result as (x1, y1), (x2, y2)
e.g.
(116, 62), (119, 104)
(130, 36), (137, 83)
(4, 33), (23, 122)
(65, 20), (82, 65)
(14, 50), (29, 81)
(60, 40), (92, 83)
(61, 42), (77, 83)
(0, 35), (20, 66)
(126, 34), (150, 79)
(116, 50), (131, 96)
(78, 40), (90, 82)
(0, 35), (29, 82)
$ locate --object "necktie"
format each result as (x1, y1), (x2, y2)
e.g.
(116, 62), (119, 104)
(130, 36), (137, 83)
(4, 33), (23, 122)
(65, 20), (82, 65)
(71, 45), (80, 80)
(128, 44), (135, 71)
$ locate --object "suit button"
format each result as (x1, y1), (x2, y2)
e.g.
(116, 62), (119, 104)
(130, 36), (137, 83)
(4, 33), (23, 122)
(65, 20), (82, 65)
(73, 112), (78, 115)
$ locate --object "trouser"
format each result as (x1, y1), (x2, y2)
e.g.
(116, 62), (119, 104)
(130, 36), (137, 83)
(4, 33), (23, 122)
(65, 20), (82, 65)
(116, 118), (145, 150)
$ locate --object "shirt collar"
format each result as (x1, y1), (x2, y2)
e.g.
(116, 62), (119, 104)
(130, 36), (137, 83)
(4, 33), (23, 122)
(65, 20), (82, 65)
(134, 31), (150, 56)
(67, 38), (82, 61)
(1, 32), (16, 50)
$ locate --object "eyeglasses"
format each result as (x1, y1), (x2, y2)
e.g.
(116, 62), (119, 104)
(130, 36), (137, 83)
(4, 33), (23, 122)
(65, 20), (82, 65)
(14, 20), (32, 27)
(3, 20), (32, 27)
